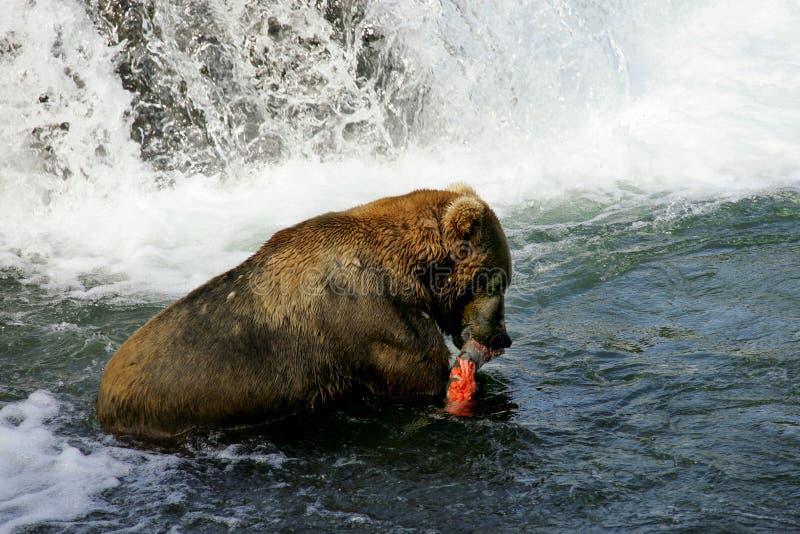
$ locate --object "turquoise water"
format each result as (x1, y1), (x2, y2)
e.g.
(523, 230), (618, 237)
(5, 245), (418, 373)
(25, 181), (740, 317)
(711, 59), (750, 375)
(3, 192), (798, 531)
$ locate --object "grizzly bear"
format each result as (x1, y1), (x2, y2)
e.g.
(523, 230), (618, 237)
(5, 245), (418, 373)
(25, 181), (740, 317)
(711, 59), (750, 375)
(96, 185), (511, 439)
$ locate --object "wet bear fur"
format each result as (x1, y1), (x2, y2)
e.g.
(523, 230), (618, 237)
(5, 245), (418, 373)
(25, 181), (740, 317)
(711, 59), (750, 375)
(97, 185), (511, 439)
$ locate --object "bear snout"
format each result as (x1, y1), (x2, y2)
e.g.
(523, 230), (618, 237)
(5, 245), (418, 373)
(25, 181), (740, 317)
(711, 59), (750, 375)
(490, 331), (512, 350)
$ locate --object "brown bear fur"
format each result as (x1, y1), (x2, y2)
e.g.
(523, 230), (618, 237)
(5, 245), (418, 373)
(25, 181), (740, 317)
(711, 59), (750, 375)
(96, 186), (511, 439)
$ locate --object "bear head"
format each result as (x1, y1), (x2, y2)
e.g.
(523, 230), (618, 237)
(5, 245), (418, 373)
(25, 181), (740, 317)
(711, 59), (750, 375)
(429, 184), (512, 359)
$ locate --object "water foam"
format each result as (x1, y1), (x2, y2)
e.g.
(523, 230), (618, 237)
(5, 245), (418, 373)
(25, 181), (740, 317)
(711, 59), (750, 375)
(0, 391), (130, 533)
(410, 0), (800, 195)
(1, 0), (799, 299)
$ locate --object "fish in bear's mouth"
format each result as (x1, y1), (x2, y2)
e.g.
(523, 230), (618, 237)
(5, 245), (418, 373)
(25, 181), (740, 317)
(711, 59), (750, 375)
(445, 338), (504, 415)
(457, 334), (504, 369)
(455, 326), (505, 368)
(472, 340), (504, 364)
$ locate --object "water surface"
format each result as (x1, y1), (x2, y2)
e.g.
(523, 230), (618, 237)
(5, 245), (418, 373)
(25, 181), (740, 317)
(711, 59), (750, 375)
(2, 0), (800, 531)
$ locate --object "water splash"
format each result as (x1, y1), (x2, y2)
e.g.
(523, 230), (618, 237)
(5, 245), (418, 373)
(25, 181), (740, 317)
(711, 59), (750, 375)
(81, 0), (430, 172)
(0, 391), (129, 533)
(1, 0), (799, 298)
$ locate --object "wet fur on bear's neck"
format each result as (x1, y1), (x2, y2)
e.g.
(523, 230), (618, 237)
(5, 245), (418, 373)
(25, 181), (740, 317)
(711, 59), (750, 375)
(96, 187), (509, 439)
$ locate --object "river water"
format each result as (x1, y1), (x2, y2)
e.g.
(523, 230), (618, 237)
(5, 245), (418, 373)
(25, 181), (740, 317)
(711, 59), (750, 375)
(1, 0), (799, 531)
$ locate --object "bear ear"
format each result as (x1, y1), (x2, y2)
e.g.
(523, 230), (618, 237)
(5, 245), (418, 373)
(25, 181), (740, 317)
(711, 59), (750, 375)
(443, 195), (484, 237)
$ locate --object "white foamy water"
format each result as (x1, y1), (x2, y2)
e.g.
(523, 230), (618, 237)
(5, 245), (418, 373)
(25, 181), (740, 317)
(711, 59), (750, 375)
(2, 0), (799, 299)
(0, 391), (129, 533)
